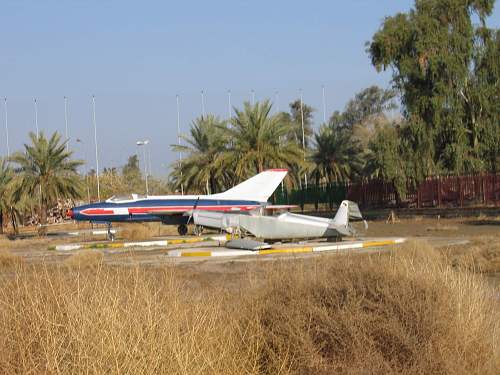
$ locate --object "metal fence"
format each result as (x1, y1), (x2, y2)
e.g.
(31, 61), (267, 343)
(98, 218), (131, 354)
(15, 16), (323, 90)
(273, 174), (500, 209)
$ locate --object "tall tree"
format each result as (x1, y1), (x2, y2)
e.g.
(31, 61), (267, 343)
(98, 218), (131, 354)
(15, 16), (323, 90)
(365, 124), (408, 201)
(10, 132), (83, 234)
(283, 99), (315, 148)
(122, 154), (144, 193)
(310, 125), (362, 184)
(220, 100), (303, 182)
(170, 115), (229, 194)
(342, 86), (396, 130)
(368, 0), (497, 178)
(0, 158), (13, 235)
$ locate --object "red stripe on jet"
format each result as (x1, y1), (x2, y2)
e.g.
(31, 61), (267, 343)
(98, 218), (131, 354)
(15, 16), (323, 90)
(128, 205), (259, 214)
(81, 209), (115, 215)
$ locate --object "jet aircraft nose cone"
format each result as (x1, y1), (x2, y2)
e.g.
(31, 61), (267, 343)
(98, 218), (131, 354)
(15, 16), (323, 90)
(66, 209), (74, 219)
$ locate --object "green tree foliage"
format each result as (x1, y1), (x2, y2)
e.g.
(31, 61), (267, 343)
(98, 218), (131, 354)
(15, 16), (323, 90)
(310, 126), (362, 184)
(365, 124), (408, 201)
(10, 132), (83, 233)
(170, 114), (229, 194)
(342, 86), (396, 130)
(282, 99), (315, 148)
(369, 0), (498, 177)
(122, 154), (145, 193)
(329, 86), (398, 153)
(221, 100), (303, 182)
(0, 158), (13, 234)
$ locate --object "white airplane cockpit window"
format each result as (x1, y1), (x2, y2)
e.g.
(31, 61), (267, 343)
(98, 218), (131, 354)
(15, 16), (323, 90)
(107, 194), (135, 203)
(106, 194), (148, 203)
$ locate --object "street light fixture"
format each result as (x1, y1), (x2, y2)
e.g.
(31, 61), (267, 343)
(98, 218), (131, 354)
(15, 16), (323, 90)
(136, 140), (150, 195)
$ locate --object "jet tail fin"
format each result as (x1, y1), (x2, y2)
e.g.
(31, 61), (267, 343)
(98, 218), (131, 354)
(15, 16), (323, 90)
(211, 169), (288, 203)
(332, 200), (367, 229)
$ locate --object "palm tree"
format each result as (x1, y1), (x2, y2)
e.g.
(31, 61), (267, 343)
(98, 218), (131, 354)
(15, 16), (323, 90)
(310, 125), (362, 184)
(0, 158), (13, 235)
(170, 115), (229, 194)
(219, 100), (303, 182)
(10, 132), (83, 234)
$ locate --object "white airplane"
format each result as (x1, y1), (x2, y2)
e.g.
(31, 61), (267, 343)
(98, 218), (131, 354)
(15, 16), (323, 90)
(193, 200), (367, 241)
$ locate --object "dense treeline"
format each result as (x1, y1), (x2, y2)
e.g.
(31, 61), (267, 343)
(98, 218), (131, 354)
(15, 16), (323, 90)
(170, 0), (499, 195)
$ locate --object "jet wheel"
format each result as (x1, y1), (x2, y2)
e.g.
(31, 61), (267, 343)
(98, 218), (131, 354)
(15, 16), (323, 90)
(177, 224), (188, 236)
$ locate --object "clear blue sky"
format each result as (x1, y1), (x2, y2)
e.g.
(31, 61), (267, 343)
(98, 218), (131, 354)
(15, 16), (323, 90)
(1, 0), (499, 176)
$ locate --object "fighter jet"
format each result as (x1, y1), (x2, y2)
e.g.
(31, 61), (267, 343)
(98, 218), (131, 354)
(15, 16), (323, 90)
(193, 200), (367, 241)
(68, 169), (289, 239)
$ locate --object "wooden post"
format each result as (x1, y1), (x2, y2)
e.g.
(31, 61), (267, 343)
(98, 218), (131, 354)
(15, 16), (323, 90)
(437, 176), (442, 208)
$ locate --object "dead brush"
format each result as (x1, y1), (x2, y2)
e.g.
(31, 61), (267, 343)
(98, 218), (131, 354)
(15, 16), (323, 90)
(0, 250), (23, 267)
(120, 223), (156, 241)
(0, 240), (498, 374)
(243, 240), (500, 374)
(0, 263), (259, 374)
(64, 250), (104, 268)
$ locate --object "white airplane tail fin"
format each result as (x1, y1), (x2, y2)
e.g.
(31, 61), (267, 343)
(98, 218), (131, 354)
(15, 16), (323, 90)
(332, 200), (366, 228)
(212, 169), (288, 203)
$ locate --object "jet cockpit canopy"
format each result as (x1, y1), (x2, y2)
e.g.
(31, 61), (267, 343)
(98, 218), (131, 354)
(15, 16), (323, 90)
(106, 194), (147, 203)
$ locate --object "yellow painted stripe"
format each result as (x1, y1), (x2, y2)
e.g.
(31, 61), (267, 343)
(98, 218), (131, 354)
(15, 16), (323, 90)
(362, 240), (396, 248)
(108, 243), (125, 248)
(258, 247), (313, 255)
(180, 251), (213, 257)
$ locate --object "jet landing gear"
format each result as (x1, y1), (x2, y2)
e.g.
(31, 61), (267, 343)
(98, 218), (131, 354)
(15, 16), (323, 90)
(177, 224), (188, 236)
(107, 223), (115, 241)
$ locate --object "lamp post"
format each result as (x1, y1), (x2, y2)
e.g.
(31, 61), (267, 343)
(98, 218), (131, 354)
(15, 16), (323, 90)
(76, 139), (91, 203)
(200, 90), (205, 118)
(92, 95), (101, 201)
(136, 140), (150, 195)
(300, 89), (307, 188)
(34, 98), (39, 137)
(3, 97), (9, 157)
(176, 94), (184, 195)
(64, 96), (69, 151)
(322, 85), (327, 124)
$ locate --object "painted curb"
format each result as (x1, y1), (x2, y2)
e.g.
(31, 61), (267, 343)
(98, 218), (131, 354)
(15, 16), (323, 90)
(167, 238), (407, 257)
(52, 235), (228, 251)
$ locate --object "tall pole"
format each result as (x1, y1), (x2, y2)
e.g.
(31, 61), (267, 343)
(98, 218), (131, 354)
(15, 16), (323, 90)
(77, 139), (91, 204)
(143, 146), (149, 195)
(227, 89), (232, 120)
(176, 94), (184, 195)
(92, 95), (101, 202)
(275, 90), (279, 114)
(322, 85), (327, 124)
(300, 89), (307, 188)
(34, 98), (39, 137)
(64, 96), (69, 150)
(3, 97), (10, 157)
(201, 90), (205, 118)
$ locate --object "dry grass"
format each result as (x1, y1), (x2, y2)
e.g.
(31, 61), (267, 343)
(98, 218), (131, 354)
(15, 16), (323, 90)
(0, 241), (498, 374)
(447, 237), (500, 274)
(249, 241), (499, 374)
(63, 250), (104, 268)
(120, 223), (157, 241)
(0, 250), (23, 267)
